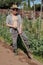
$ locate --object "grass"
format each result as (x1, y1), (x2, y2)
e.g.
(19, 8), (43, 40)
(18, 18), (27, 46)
(0, 36), (5, 42)
(33, 55), (43, 63)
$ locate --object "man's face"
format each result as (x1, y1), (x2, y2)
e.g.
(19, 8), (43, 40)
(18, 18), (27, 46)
(12, 8), (18, 15)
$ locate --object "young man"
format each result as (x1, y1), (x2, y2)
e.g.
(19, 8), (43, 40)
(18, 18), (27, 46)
(6, 4), (29, 55)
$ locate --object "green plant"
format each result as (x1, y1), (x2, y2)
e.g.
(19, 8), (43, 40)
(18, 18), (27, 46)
(23, 17), (43, 57)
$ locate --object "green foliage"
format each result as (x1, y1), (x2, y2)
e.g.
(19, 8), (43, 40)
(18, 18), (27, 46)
(23, 1), (28, 10)
(0, 14), (12, 43)
(32, 4), (41, 11)
(23, 17), (43, 57)
(28, 0), (30, 8)
(33, 55), (43, 63)
(0, 0), (22, 8)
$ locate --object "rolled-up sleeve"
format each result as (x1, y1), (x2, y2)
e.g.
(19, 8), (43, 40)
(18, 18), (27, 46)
(6, 16), (9, 25)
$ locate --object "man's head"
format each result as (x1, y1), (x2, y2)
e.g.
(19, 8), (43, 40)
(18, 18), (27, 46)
(10, 4), (18, 15)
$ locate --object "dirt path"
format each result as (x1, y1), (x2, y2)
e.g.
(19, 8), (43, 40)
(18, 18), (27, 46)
(0, 40), (43, 65)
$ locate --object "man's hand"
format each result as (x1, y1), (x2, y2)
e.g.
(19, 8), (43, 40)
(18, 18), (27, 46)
(19, 32), (22, 34)
(18, 29), (22, 34)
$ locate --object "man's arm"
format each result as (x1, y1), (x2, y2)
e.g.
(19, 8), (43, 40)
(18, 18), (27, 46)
(18, 15), (23, 34)
(6, 16), (15, 28)
(19, 23), (22, 34)
(6, 24), (15, 28)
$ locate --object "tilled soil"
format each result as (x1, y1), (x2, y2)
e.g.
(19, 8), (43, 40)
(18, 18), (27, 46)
(0, 40), (43, 65)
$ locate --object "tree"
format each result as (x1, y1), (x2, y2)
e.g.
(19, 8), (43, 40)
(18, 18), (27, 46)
(32, 4), (41, 11)
(0, 0), (22, 8)
(21, 1), (29, 10)
(23, 1), (27, 10)
(28, 0), (30, 8)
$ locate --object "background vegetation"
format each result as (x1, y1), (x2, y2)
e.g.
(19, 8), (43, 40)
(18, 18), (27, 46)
(0, 13), (43, 58)
(0, 0), (41, 11)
